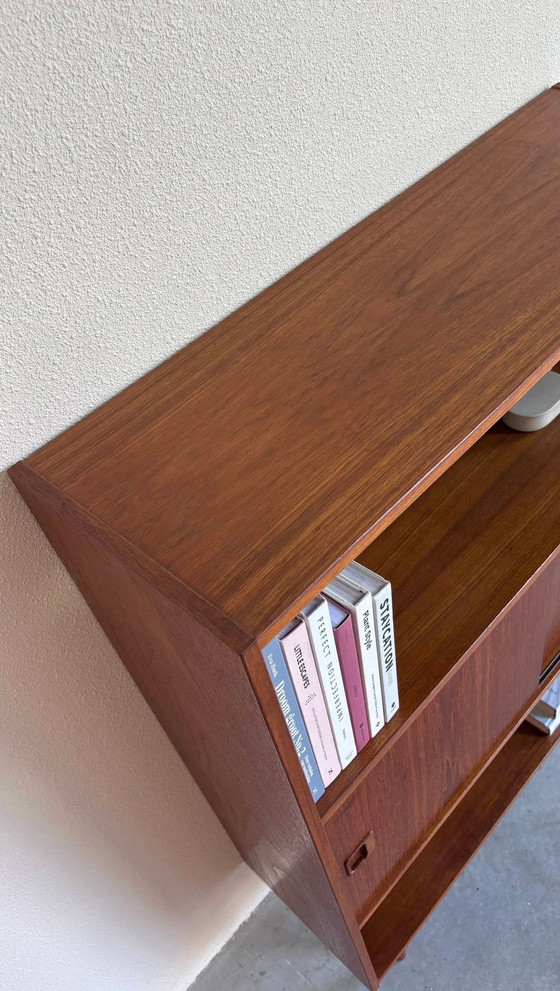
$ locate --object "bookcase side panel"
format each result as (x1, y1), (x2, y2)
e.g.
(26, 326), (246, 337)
(9, 466), (377, 990)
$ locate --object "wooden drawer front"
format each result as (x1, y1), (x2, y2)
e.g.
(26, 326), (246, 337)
(543, 553), (560, 674)
(325, 553), (560, 922)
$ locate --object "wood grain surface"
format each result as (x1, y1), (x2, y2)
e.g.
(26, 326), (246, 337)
(325, 553), (560, 921)
(361, 722), (560, 978)
(14, 86), (560, 642)
(318, 418), (560, 812)
(8, 87), (560, 991)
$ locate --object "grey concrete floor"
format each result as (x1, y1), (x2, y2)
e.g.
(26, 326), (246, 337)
(191, 743), (560, 991)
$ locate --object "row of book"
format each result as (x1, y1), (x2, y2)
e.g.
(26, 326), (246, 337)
(262, 560), (399, 802)
(527, 675), (560, 736)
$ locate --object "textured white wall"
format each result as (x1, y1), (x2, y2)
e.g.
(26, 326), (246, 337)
(1, 1), (559, 990)
(0, 474), (266, 991)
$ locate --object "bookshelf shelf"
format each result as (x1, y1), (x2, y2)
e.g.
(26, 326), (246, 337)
(319, 412), (560, 815)
(9, 86), (560, 989)
(361, 721), (560, 978)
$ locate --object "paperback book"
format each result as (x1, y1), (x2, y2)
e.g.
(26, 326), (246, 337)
(262, 637), (325, 801)
(536, 677), (560, 719)
(261, 558), (399, 794)
(279, 619), (341, 787)
(301, 595), (357, 768)
(325, 575), (385, 737)
(527, 674), (560, 736)
(341, 561), (400, 721)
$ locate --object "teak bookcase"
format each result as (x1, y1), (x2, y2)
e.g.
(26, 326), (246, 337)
(9, 86), (560, 988)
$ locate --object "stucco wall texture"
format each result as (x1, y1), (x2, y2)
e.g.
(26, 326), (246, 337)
(1, 2), (559, 989)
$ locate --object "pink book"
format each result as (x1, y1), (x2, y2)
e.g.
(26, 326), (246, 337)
(325, 597), (370, 752)
(279, 619), (341, 787)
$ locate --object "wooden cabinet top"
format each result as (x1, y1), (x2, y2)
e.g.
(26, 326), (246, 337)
(19, 87), (560, 642)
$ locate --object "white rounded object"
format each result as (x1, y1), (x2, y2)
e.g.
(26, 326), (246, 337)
(503, 371), (560, 432)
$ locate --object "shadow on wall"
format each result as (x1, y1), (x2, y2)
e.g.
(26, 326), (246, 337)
(0, 470), (266, 991)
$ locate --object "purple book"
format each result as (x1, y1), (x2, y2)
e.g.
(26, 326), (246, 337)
(279, 618), (341, 787)
(325, 597), (370, 752)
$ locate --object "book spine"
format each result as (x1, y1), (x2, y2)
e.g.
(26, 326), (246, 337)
(332, 616), (370, 752)
(303, 601), (357, 768)
(262, 638), (325, 801)
(281, 623), (341, 787)
(371, 584), (400, 721)
(351, 595), (384, 737)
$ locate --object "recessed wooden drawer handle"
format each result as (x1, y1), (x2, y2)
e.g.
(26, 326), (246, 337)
(344, 831), (375, 876)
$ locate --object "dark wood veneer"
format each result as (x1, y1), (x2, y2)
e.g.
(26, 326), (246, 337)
(319, 417), (560, 813)
(9, 87), (560, 989)
(361, 722), (560, 977)
(325, 553), (560, 921)
(20, 87), (560, 643)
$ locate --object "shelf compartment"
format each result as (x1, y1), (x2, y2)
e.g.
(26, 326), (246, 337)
(361, 721), (560, 980)
(319, 418), (560, 816)
(324, 552), (560, 922)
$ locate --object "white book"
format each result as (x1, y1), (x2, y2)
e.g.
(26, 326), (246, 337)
(301, 596), (357, 768)
(341, 561), (400, 722)
(526, 707), (560, 736)
(324, 576), (384, 737)
(279, 618), (341, 787)
(538, 676), (560, 719)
